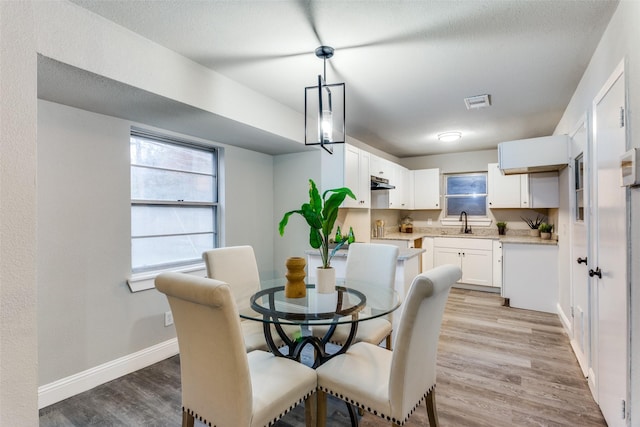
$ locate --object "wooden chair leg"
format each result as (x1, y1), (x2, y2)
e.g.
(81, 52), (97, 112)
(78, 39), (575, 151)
(385, 334), (392, 350)
(304, 392), (317, 427)
(182, 410), (195, 427)
(425, 389), (440, 427)
(316, 389), (327, 427)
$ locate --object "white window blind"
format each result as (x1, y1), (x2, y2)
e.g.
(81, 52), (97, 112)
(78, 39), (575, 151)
(130, 130), (218, 273)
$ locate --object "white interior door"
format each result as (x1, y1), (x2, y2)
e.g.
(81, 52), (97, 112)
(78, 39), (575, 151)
(592, 63), (628, 426)
(569, 119), (590, 377)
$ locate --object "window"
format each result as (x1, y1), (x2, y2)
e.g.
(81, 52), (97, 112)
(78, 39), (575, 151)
(130, 130), (218, 274)
(444, 173), (487, 217)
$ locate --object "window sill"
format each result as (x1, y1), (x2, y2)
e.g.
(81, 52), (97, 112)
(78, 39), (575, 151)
(127, 263), (207, 292)
(441, 218), (493, 227)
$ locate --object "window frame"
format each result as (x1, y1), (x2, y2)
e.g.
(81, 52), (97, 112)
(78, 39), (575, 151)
(127, 129), (219, 291)
(443, 172), (489, 219)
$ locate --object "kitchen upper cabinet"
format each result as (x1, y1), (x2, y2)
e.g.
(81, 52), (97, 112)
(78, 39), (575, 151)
(433, 238), (493, 287)
(488, 163), (559, 208)
(528, 172), (559, 208)
(412, 168), (441, 209)
(488, 162), (529, 208)
(389, 165), (411, 209)
(370, 155), (395, 180)
(343, 144), (370, 208)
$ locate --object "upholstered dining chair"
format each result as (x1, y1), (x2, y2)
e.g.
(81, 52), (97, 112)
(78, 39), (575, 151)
(202, 245), (292, 352)
(312, 242), (399, 350)
(315, 264), (462, 427)
(155, 272), (317, 427)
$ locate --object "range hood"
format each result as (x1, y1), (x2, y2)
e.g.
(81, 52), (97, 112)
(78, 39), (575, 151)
(498, 135), (569, 175)
(371, 175), (395, 190)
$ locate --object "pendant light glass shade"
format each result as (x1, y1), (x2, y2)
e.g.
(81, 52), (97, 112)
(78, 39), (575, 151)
(305, 46), (345, 154)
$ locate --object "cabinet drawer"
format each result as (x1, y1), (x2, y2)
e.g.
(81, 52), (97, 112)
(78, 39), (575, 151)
(433, 237), (493, 250)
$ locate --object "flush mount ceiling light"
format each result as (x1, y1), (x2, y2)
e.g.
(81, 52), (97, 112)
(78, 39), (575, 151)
(305, 46), (345, 154)
(464, 94), (491, 110)
(437, 132), (462, 142)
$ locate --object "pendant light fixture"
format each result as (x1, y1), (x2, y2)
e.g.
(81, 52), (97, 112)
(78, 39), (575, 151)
(305, 46), (345, 154)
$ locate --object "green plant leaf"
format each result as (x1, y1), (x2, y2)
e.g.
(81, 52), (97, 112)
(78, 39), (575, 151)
(278, 179), (356, 268)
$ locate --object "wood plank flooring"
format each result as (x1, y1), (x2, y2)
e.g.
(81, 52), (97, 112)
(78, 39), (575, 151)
(39, 288), (606, 426)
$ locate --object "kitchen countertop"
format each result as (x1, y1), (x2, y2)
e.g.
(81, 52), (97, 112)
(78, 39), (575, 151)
(375, 231), (558, 246)
(305, 247), (425, 261)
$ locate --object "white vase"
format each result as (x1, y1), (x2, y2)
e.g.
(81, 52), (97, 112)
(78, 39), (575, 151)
(529, 229), (540, 237)
(316, 267), (336, 294)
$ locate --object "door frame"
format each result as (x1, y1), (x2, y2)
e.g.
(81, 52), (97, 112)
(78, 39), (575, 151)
(568, 113), (591, 378)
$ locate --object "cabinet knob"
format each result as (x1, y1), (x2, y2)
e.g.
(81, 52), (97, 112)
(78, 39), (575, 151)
(577, 257), (588, 265)
(589, 267), (602, 279)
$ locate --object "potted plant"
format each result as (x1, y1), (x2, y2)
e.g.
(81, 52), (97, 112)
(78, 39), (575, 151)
(496, 221), (507, 235)
(521, 214), (546, 237)
(539, 222), (553, 240)
(279, 179), (356, 293)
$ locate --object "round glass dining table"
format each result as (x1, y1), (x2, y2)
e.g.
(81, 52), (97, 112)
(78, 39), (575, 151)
(241, 278), (401, 368)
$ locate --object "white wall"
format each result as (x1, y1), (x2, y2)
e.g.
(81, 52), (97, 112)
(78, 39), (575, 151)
(0, 2), (38, 425)
(273, 151), (322, 278)
(553, 0), (638, 422)
(37, 100), (276, 388)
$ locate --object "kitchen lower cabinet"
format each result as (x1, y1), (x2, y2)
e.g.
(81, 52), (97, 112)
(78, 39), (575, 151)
(421, 237), (434, 273)
(433, 238), (493, 287)
(502, 243), (558, 313)
(492, 240), (503, 287)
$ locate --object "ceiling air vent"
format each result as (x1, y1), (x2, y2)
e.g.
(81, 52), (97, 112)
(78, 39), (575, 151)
(464, 94), (491, 110)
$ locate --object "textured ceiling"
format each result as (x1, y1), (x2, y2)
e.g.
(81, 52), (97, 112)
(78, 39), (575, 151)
(59, 0), (618, 158)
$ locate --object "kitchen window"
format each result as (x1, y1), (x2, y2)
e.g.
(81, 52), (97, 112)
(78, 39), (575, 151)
(130, 130), (218, 275)
(444, 173), (488, 217)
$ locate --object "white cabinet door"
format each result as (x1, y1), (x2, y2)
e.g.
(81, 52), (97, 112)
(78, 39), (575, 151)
(343, 144), (370, 208)
(370, 155), (394, 179)
(488, 162), (524, 208)
(433, 247), (462, 272)
(413, 168), (441, 209)
(460, 249), (493, 286)
(492, 240), (502, 288)
(528, 172), (559, 208)
(389, 165), (410, 209)
(433, 238), (493, 286)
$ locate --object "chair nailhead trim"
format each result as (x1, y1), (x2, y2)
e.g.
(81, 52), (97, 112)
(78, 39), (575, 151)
(183, 390), (315, 427)
(317, 384), (436, 426)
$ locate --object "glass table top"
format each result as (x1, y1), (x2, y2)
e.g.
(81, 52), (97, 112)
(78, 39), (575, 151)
(242, 278), (401, 326)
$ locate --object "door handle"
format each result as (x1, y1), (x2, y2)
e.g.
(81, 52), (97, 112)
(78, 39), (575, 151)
(577, 257), (588, 265)
(589, 267), (602, 278)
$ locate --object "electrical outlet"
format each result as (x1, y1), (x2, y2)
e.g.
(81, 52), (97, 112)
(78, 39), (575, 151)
(164, 311), (174, 327)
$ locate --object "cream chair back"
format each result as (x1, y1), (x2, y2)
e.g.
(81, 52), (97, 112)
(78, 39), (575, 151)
(389, 265), (462, 418)
(155, 272), (253, 427)
(202, 245), (260, 314)
(345, 242), (398, 287)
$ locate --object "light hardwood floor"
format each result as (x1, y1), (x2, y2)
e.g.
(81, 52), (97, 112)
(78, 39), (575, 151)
(40, 288), (606, 426)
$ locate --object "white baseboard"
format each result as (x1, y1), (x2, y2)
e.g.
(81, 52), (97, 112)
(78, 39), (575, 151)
(38, 338), (179, 409)
(557, 302), (572, 335)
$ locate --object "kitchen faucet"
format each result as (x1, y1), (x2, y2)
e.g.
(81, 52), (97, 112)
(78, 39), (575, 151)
(459, 211), (472, 234)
